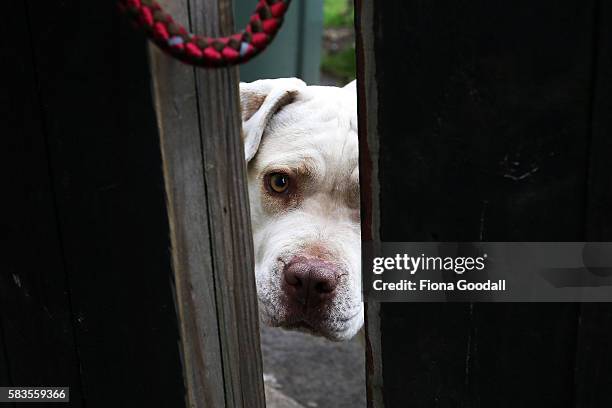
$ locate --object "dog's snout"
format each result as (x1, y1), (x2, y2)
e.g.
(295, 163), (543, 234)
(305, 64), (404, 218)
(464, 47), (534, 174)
(283, 257), (339, 306)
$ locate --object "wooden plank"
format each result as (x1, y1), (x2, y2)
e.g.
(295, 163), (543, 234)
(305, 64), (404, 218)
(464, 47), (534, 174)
(191, 1), (265, 406)
(576, 1), (612, 406)
(574, 305), (612, 408)
(23, 0), (186, 405)
(150, 0), (265, 406)
(148, 2), (225, 407)
(358, 0), (599, 406)
(0, 319), (12, 388)
(586, 1), (612, 241)
(375, 0), (595, 243)
(1, 1), (83, 401)
(0, 327), (14, 408)
(354, 0), (383, 407)
(466, 304), (579, 406)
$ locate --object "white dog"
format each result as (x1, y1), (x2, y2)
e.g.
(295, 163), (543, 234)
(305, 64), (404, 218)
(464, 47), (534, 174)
(240, 78), (363, 341)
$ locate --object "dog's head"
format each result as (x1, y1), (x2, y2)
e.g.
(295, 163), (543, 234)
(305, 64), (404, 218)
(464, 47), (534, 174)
(240, 78), (362, 341)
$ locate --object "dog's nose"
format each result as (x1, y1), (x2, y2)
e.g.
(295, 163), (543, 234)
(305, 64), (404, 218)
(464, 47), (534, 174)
(283, 257), (339, 306)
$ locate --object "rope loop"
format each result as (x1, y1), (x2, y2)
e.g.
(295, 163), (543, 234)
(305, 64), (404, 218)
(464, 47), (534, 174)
(119, 0), (291, 67)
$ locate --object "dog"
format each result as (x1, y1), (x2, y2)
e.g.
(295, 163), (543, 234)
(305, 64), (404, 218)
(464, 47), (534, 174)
(240, 78), (363, 341)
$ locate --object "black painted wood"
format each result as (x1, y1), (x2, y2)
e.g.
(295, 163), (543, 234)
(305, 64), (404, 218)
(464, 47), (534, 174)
(574, 304), (612, 408)
(359, 0), (612, 406)
(3, 0), (186, 406)
(587, 1), (612, 241)
(576, 2), (612, 406)
(2, 2), (83, 404)
(0, 319), (12, 389)
(375, 0), (595, 244)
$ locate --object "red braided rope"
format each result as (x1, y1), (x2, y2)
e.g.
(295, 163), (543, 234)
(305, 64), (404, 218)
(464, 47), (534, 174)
(118, 0), (291, 67)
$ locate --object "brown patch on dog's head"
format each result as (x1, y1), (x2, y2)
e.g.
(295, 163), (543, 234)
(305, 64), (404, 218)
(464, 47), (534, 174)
(239, 79), (306, 162)
(241, 93), (266, 122)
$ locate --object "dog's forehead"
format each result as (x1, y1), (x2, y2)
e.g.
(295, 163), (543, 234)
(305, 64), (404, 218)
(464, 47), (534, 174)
(255, 85), (358, 175)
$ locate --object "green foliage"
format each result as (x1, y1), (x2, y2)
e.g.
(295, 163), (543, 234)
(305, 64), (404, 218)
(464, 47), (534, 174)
(322, 0), (355, 82)
(323, 0), (354, 28)
(321, 46), (356, 83)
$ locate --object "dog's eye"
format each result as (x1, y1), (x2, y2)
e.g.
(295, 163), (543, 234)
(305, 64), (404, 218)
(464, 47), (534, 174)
(269, 173), (290, 193)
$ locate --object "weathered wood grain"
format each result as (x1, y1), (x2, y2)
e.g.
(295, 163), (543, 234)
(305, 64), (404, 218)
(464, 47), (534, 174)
(354, 1), (384, 407)
(151, 0), (265, 406)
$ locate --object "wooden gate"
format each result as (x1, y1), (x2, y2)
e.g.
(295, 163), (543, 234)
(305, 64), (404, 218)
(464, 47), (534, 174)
(4, 0), (264, 406)
(356, 0), (612, 406)
(6, 0), (612, 407)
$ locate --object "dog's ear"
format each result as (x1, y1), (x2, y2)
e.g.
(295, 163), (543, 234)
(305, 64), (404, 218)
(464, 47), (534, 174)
(240, 78), (306, 162)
